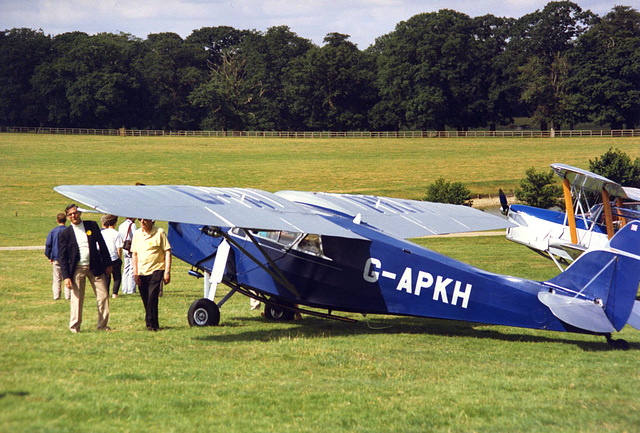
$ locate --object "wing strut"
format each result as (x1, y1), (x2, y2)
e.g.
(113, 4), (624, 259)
(601, 188), (615, 240)
(243, 230), (301, 298)
(616, 197), (627, 228)
(211, 227), (301, 298)
(562, 177), (578, 244)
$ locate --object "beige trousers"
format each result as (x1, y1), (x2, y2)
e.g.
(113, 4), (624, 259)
(52, 260), (70, 300)
(69, 265), (110, 331)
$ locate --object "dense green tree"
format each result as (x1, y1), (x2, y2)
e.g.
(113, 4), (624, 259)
(186, 26), (248, 67)
(32, 32), (149, 128)
(589, 147), (640, 187)
(238, 26), (313, 130)
(373, 10), (497, 131)
(30, 32), (90, 127)
(472, 15), (518, 130)
(0, 28), (51, 126)
(189, 50), (259, 130)
(518, 52), (576, 132)
(568, 6), (640, 129)
(508, 1), (596, 131)
(136, 32), (206, 129)
(284, 33), (377, 130)
(189, 26), (312, 130)
(3, 3), (640, 131)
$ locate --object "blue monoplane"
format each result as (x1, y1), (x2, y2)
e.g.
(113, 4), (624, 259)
(55, 185), (640, 348)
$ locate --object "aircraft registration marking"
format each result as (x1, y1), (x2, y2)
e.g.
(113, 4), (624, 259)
(363, 258), (472, 309)
(381, 271), (396, 279)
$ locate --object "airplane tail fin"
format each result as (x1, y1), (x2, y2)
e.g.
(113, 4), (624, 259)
(541, 221), (640, 333)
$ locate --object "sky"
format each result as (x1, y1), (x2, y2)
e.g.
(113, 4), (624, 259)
(1, 0), (628, 48)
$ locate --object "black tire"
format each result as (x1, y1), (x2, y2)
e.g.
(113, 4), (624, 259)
(264, 303), (295, 321)
(187, 298), (220, 326)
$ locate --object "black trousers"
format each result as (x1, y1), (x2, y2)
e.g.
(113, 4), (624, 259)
(106, 258), (122, 295)
(138, 270), (163, 330)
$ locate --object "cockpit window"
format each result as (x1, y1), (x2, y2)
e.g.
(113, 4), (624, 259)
(296, 234), (322, 255)
(278, 231), (299, 246)
(239, 229), (330, 259)
(251, 230), (300, 247)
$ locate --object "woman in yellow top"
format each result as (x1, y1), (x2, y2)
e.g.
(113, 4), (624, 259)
(131, 218), (171, 331)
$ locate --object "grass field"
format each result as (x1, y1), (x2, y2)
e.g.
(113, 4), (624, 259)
(2, 133), (640, 246)
(1, 133), (640, 432)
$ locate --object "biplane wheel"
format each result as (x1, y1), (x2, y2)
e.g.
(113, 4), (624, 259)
(264, 303), (295, 321)
(188, 298), (220, 327)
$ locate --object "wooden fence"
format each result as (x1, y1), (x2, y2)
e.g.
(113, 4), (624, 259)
(2, 126), (639, 138)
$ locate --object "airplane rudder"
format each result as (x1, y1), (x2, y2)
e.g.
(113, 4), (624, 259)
(609, 220), (640, 256)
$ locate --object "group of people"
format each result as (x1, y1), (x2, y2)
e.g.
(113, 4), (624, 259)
(44, 204), (172, 332)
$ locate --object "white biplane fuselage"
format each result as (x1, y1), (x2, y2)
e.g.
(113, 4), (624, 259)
(505, 163), (640, 268)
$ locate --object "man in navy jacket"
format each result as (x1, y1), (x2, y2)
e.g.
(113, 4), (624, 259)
(45, 212), (68, 300)
(58, 204), (112, 332)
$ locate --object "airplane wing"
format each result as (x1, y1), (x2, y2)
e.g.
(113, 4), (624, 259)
(551, 163), (627, 198)
(55, 185), (513, 240)
(54, 185), (364, 239)
(276, 191), (514, 238)
(622, 187), (640, 202)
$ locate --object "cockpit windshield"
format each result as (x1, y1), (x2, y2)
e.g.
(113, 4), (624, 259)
(252, 230), (300, 247)
(250, 230), (327, 258)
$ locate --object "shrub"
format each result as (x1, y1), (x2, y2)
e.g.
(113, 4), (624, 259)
(425, 178), (472, 206)
(515, 167), (563, 209)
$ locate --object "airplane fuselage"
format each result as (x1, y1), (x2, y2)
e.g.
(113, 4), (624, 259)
(170, 218), (576, 333)
(506, 204), (609, 262)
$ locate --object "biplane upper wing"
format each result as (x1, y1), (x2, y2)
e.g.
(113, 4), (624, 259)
(276, 191), (514, 238)
(551, 163), (627, 198)
(622, 187), (640, 202)
(55, 185), (512, 240)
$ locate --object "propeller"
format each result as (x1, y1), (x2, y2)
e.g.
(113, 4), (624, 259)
(499, 189), (509, 215)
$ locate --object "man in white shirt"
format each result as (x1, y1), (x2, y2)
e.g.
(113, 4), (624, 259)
(58, 204), (112, 333)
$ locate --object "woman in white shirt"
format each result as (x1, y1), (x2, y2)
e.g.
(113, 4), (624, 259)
(101, 214), (123, 298)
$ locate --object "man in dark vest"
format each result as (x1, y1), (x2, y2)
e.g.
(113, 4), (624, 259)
(58, 204), (112, 332)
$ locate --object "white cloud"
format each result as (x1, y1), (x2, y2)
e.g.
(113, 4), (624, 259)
(0, 0), (624, 47)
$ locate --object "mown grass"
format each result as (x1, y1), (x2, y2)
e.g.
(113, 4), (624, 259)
(2, 133), (640, 246)
(1, 133), (640, 432)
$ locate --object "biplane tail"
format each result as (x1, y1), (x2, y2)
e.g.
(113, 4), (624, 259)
(540, 221), (640, 334)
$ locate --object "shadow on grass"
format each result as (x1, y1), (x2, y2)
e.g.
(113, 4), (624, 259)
(194, 314), (637, 352)
(0, 391), (30, 399)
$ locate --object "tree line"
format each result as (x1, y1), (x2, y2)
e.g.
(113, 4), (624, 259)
(1, 2), (639, 132)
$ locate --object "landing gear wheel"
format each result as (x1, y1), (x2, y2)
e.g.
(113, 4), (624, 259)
(188, 298), (220, 326)
(606, 334), (629, 350)
(264, 303), (295, 321)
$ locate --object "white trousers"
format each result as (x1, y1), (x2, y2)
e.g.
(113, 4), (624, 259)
(121, 254), (137, 294)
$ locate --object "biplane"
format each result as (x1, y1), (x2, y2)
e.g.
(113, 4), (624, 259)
(504, 163), (640, 270)
(55, 184), (640, 348)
